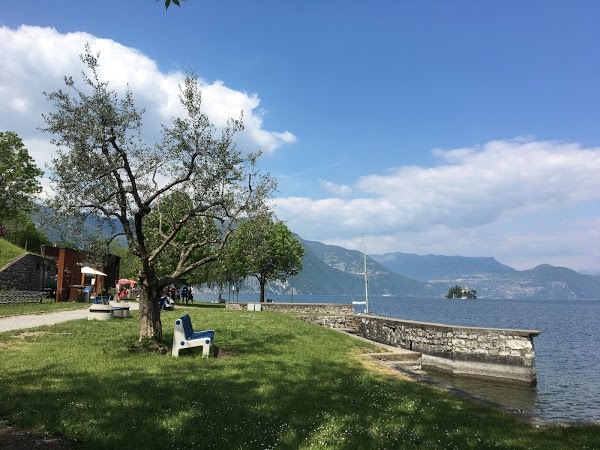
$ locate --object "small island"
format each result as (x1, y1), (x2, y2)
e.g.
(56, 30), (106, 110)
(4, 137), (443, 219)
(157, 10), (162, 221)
(445, 285), (477, 299)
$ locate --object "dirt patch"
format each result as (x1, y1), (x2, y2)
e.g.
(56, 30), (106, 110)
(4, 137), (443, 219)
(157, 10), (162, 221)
(358, 354), (414, 381)
(214, 348), (234, 358)
(14, 331), (50, 339)
(128, 340), (170, 354)
(0, 421), (72, 449)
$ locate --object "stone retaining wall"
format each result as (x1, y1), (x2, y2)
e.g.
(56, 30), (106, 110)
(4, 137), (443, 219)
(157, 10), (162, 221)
(357, 315), (540, 384)
(294, 312), (540, 385)
(225, 302), (354, 315)
(299, 314), (357, 330)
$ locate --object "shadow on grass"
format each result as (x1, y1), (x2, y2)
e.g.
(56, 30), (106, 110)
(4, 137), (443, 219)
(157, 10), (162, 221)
(175, 302), (226, 309)
(0, 310), (598, 449)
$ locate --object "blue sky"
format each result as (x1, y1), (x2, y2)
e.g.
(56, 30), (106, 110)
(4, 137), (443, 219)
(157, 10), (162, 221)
(2, 1), (600, 272)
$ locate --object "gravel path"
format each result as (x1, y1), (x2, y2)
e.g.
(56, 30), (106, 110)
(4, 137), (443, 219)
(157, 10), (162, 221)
(0, 303), (140, 332)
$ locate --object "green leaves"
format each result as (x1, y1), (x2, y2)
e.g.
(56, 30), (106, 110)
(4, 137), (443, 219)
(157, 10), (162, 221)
(225, 216), (306, 301)
(0, 131), (43, 219)
(164, 0), (185, 10)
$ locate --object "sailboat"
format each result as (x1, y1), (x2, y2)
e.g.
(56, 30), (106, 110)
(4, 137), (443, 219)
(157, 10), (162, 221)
(352, 234), (369, 314)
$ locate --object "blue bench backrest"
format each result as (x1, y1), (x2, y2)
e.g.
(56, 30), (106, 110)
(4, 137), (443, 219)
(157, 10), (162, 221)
(180, 314), (194, 339)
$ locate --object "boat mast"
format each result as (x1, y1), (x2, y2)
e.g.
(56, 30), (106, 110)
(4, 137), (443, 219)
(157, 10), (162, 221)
(362, 233), (369, 314)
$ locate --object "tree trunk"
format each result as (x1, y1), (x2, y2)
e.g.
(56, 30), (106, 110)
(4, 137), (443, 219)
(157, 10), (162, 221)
(259, 276), (266, 302)
(138, 269), (163, 341)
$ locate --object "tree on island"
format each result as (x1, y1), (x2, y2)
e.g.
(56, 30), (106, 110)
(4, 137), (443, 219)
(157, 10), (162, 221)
(445, 285), (477, 299)
(42, 45), (275, 342)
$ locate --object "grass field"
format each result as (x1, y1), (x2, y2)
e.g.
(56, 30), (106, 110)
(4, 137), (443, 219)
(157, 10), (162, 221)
(0, 238), (26, 268)
(0, 305), (598, 449)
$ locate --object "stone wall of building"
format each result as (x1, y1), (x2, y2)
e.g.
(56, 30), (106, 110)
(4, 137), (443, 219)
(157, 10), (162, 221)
(0, 253), (55, 292)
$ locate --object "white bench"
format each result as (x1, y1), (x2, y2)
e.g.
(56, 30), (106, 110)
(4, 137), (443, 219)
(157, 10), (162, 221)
(172, 314), (214, 358)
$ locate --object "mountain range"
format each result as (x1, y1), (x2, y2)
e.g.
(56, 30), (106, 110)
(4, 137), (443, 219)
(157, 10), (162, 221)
(280, 239), (600, 300)
(369, 252), (515, 280)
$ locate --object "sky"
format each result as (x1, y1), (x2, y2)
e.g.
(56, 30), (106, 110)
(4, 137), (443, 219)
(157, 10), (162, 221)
(2, 1), (600, 272)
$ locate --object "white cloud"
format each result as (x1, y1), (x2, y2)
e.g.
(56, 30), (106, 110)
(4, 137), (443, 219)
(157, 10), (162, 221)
(274, 138), (600, 271)
(320, 179), (352, 196)
(0, 25), (296, 167)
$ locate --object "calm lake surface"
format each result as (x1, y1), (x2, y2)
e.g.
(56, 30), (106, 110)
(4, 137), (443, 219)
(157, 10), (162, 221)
(195, 293), (600, 423)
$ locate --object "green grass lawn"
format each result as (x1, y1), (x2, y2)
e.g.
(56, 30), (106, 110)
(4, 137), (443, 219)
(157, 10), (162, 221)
(0, 238), (26, 268)
(0, 307), (598, 449)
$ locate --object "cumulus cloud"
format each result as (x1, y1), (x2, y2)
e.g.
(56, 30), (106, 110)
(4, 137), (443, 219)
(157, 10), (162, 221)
(355, 138), (600, 227)
(0, 25), (296, 163)
(320, 179), (352, 196)
(273, 138), (600, 270)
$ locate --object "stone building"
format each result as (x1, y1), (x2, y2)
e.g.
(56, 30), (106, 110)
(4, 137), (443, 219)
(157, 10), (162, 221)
(0, 245), (120, 302)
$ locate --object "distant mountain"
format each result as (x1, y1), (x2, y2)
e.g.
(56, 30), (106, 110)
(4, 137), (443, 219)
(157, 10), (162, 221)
(579, 269), (600, 276)
(32, 205), (125, 247)
(520, 264), (600, 299)
(370, 252), (515, 281)
(277, 242), (600, 299)
(411, 264), (600, 299)
(294, 239), (432, 297)
(282, 241), (359, 295)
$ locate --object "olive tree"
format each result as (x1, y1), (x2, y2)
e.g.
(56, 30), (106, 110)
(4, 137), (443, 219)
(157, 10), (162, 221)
(42, 46), (275, 341)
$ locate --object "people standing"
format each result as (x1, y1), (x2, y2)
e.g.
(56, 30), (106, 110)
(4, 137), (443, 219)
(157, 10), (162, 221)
(181, 285), (189, 304)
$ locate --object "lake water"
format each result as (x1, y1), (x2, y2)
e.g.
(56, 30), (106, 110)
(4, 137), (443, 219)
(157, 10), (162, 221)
(194, 292), (600, 423)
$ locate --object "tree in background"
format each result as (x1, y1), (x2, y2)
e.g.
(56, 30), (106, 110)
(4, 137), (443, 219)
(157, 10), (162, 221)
(0, 131), (46, 251)
(1, 211), (50, 252)
(42, 46), (275, 341)
(190, 232), (248, 302)
(227, 216), (305, 302)
(111, 244), (142, 281)
(0, 131), (44, 220)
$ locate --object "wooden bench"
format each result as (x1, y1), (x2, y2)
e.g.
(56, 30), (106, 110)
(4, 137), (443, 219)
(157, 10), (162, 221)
(172, 314), (214, 358)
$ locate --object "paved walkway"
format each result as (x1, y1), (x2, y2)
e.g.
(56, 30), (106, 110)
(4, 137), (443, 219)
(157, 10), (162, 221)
(0, 303), (140, 333)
